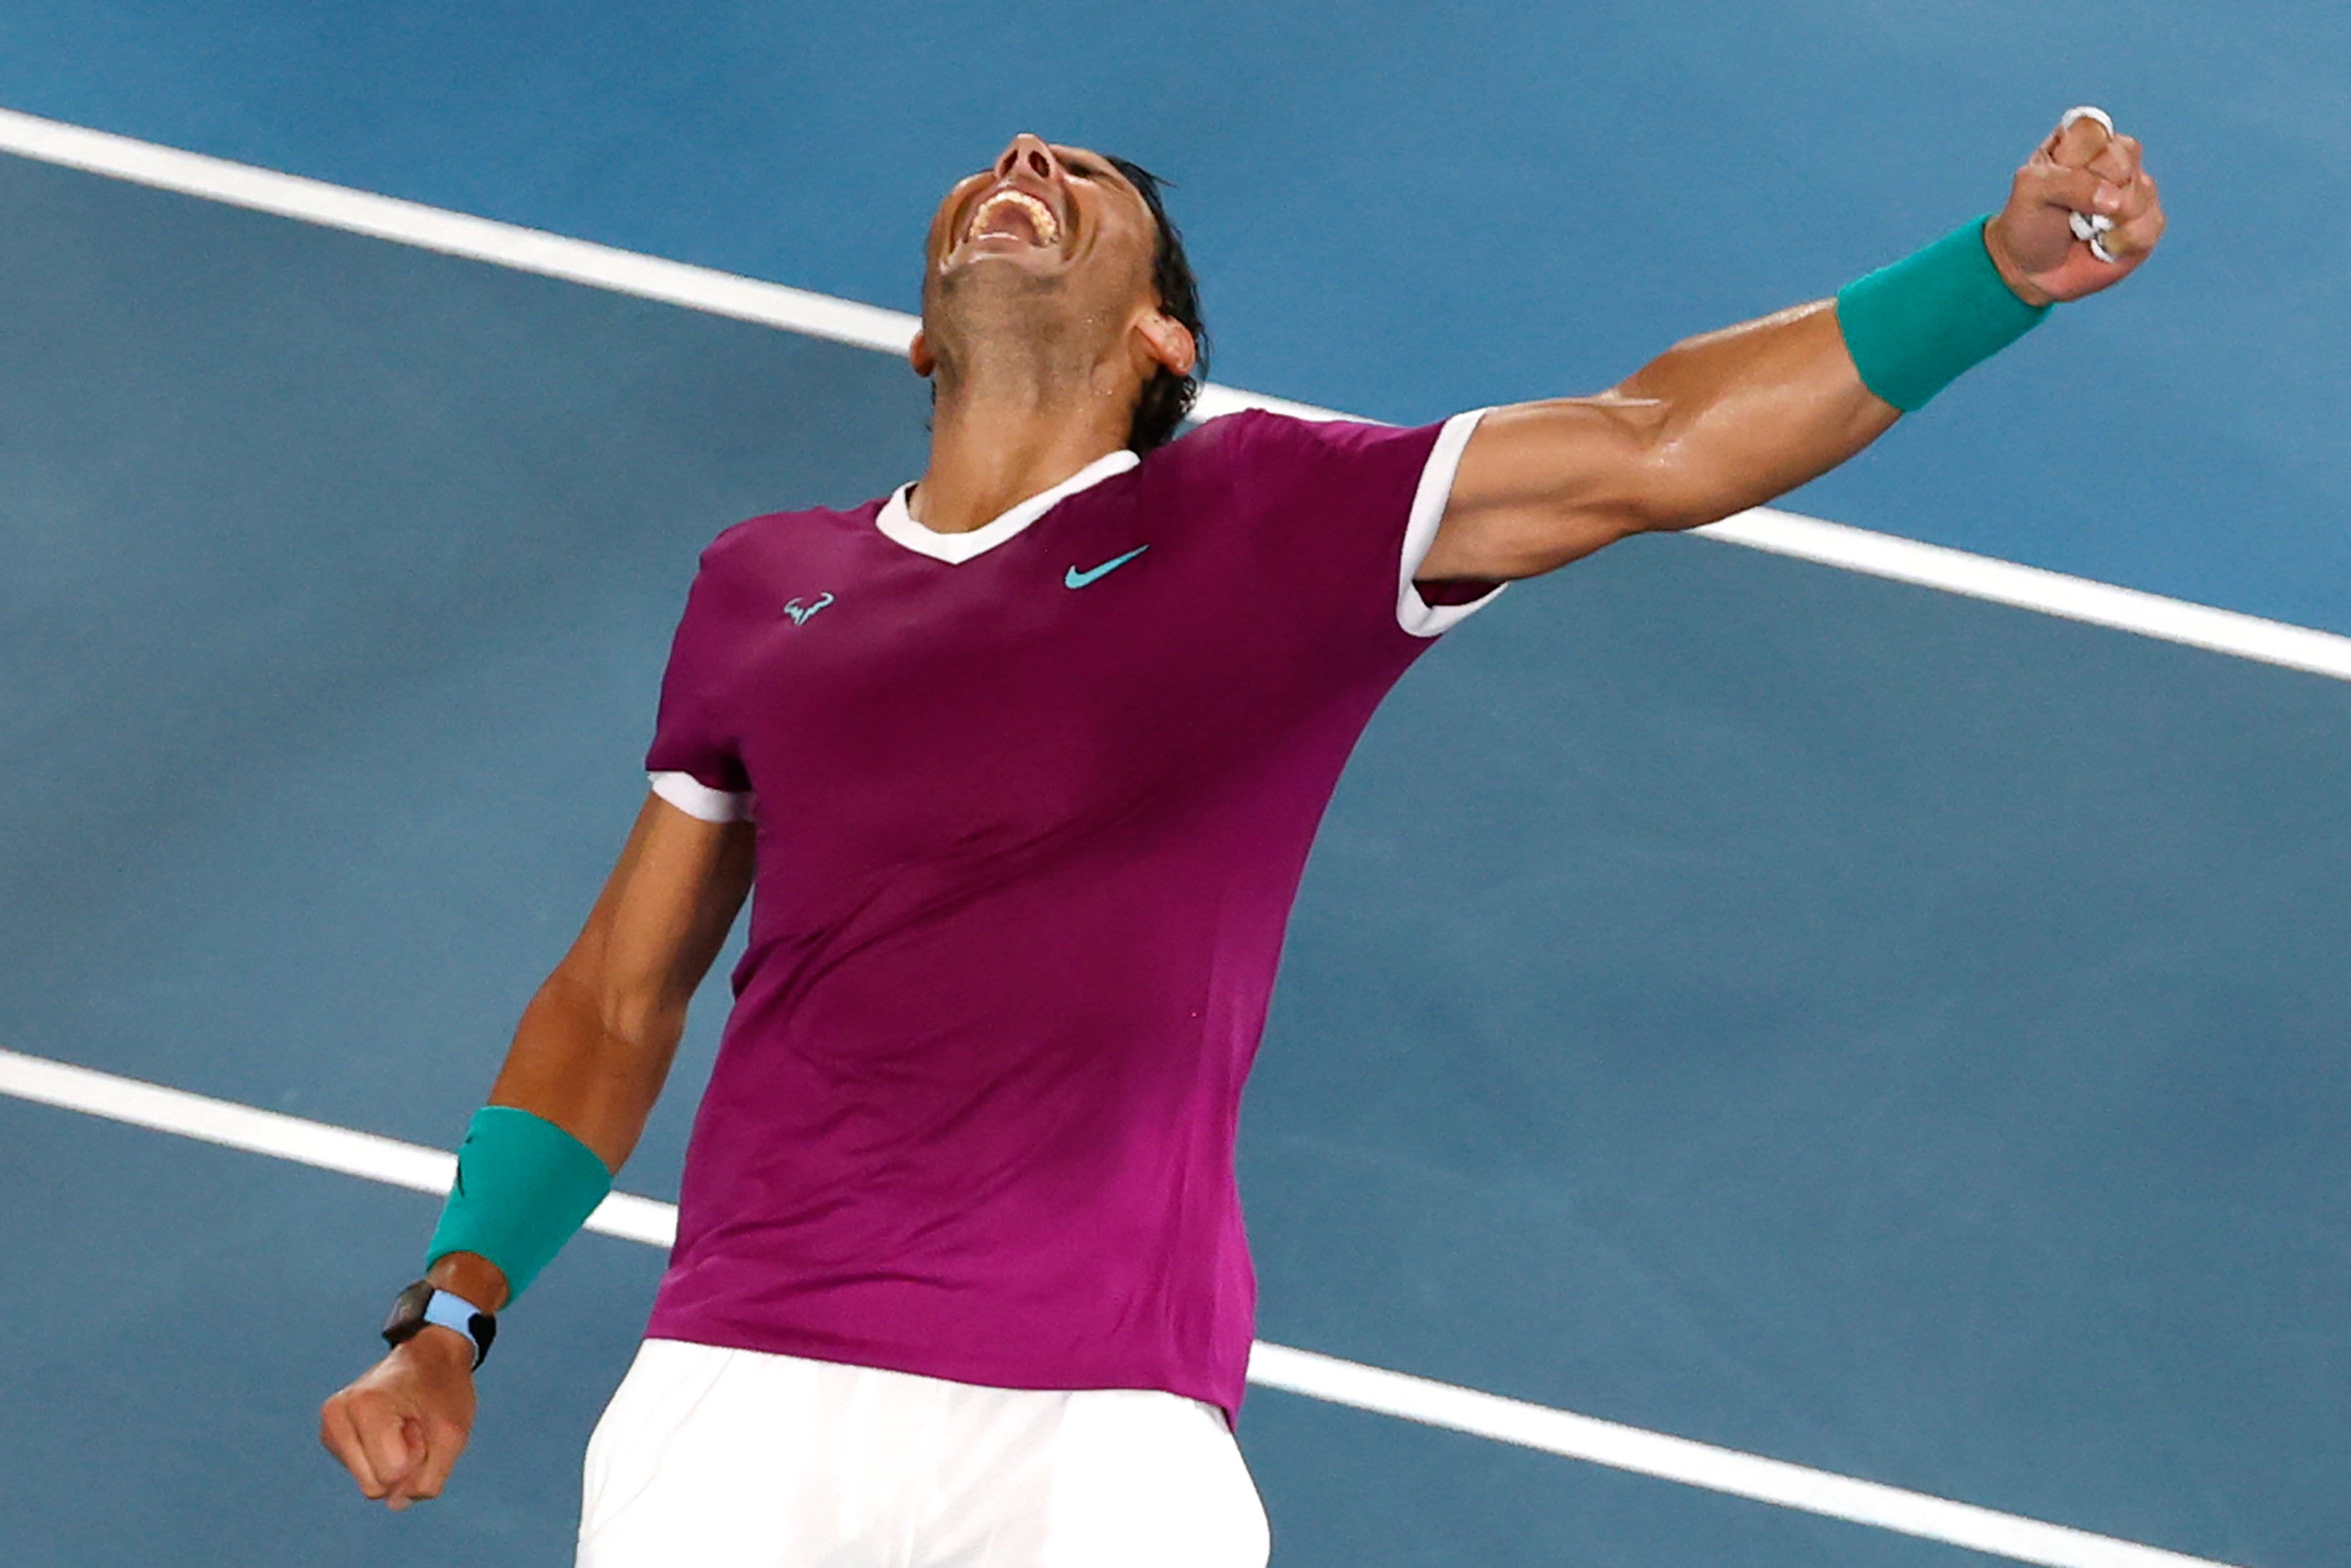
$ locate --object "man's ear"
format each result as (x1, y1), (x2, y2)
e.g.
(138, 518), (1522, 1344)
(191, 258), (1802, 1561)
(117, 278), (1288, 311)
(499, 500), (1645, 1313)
(909, 330), (935, 378)
(1133, 311), (1196, 380)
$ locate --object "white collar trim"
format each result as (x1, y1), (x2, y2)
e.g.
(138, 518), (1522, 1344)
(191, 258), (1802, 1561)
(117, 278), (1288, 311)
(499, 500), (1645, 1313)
(875, 449), (1142, 564)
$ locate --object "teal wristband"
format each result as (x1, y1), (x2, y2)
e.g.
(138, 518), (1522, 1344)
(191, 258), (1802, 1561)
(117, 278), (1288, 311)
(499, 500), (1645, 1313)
(1834, 217), (2049, 412)
(426, 1106), (612, 1300)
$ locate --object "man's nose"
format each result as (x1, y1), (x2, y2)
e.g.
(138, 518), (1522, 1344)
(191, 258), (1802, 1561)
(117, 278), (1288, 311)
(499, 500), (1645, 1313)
(995, 134), (1057, 181)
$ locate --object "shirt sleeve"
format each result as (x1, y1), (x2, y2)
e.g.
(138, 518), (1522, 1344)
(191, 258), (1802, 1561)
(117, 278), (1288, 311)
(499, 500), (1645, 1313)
(645, 545), (755, 824)
(1223, 407), (1505, 646)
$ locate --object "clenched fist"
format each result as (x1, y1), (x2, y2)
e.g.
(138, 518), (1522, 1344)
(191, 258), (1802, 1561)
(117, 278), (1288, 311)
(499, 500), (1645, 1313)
(1987, 108), (2166, 306)
(319, 1327), (477, 1510)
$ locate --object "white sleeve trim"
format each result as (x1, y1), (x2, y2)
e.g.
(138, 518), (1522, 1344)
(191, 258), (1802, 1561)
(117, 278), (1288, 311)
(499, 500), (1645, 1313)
(1396, 407), (1507, 638)
(648, 772), (754, 823)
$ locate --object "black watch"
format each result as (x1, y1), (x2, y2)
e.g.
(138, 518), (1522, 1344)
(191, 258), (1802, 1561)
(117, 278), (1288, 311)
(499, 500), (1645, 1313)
(381, 1279), (497, 1370)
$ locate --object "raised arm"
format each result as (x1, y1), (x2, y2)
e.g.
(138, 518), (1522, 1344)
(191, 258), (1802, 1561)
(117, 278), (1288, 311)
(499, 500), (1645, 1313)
(1419, 109), (2164, 583)
(319, 793), (754, 1510)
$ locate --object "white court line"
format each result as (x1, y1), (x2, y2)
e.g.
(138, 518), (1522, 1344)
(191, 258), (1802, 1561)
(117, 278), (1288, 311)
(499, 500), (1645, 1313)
(4, 103), (2350, 687)
(0, 1046), (2242, 1568)
(0, 107), (918, 358)
(1700, 509), (2351, 681)
(0, 1047), (678, 1247)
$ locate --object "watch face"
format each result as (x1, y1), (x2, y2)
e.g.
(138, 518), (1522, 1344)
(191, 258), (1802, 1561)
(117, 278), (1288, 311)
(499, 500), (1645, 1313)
(381, 1279), (435, 1346)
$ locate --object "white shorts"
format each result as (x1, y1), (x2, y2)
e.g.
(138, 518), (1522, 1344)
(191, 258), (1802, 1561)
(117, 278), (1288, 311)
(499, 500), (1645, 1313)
(576, 1339), (1272, 1568)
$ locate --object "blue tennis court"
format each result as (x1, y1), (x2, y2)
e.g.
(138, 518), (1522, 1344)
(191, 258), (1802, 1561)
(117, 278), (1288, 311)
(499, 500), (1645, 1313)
(1, 6), (2345, 1565)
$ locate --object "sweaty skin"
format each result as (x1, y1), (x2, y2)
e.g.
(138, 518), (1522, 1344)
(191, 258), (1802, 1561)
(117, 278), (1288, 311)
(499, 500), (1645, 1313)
(905, 137), (1198, 535)
(321, 116), (2164, 1511)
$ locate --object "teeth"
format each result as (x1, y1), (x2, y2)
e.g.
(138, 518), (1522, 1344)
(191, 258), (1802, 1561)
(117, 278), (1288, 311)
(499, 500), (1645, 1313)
(967, 189), (1061, 246)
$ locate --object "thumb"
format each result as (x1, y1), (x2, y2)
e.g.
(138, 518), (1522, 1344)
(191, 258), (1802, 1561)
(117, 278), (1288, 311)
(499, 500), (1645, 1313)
(2048, 105), (2113, 169)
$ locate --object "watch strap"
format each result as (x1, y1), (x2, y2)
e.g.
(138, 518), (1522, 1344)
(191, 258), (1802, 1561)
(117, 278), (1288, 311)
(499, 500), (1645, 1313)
(382, 1279), (497, 1369)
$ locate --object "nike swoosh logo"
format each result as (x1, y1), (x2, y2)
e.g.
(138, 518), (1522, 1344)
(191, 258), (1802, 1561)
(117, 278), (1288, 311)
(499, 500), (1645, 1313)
(1065, 546), (1148, 589)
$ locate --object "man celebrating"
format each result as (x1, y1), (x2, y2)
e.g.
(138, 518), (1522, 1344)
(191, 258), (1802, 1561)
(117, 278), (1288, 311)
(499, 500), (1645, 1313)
(323, 113), (2164, 1565)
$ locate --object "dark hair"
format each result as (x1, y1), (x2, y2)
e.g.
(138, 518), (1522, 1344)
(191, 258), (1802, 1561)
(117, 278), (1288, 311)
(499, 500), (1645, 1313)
(1105, 156), (1209, 453)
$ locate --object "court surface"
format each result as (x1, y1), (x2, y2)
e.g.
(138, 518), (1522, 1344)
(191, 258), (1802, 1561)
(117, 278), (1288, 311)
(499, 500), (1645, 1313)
(2, 7), (2347, 1566)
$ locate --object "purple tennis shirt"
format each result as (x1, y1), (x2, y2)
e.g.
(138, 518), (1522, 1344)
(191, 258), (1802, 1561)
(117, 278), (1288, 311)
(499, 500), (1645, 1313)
(640, 408), (1498, 1421)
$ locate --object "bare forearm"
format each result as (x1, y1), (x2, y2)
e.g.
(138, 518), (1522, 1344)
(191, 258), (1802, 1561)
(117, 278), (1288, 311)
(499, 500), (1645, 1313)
(424, 957), (693, 1312)
(486, 963), (684, 1174)
(419, 968), (684, 1312)
(477, 796), (752, 1175)
(1619, 100), (2174, 534)
(1613, 299), (1897, 532)
(425, 1247), (514, 1314)
(403, 803), (747, 1317)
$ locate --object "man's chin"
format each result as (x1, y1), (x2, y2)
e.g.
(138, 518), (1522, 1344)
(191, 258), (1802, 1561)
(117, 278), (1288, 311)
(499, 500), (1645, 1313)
(942, 242), (1067, 280)
(935, 252), (1071, 306)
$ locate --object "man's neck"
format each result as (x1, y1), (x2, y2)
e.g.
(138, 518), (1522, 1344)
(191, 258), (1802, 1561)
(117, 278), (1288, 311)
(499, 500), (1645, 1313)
(910, 380), (1134, 535)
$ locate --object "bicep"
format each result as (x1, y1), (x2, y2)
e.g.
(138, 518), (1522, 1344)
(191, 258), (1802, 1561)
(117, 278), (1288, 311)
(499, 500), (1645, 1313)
(570, 792), (754, 1034)
(1421, 301), (1896, 583)
(1416, 395), (1670, 583)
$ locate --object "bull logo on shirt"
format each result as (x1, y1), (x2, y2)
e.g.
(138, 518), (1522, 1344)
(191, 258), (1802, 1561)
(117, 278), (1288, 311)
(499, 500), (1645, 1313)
(782, 592), (836, 626)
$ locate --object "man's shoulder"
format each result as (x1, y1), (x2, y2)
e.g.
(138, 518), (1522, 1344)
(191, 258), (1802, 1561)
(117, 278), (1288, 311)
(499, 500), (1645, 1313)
(1153, 406), (1435, 469)
(1140, 407), (1357, 488)
(1140, 407), (1450, 511)
(1160, 405), (1353, 451)
(695, 498), (883, 571)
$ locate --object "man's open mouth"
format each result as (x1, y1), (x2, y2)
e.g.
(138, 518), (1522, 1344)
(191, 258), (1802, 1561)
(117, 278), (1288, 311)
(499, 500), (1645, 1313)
(964, 188), (1062, 248)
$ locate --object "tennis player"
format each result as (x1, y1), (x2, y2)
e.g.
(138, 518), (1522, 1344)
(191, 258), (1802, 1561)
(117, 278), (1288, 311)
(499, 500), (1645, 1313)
(322, 114), (2164, 1565)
